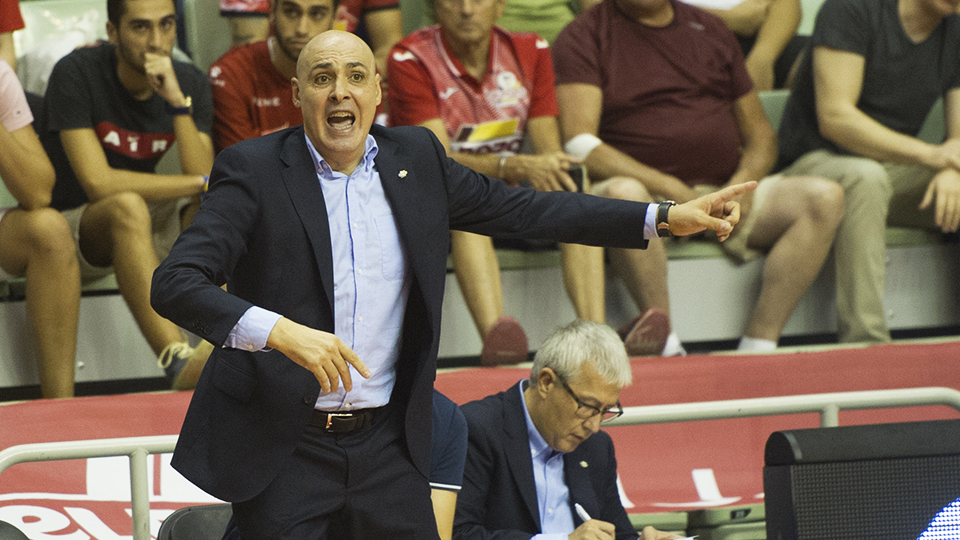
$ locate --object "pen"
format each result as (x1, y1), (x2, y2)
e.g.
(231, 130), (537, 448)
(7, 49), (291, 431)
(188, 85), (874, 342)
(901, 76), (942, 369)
(574, 503), (591, 522)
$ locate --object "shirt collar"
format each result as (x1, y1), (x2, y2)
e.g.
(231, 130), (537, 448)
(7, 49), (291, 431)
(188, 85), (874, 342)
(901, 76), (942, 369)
(304, 133), (380, 180)
(519, 380), (563, 461)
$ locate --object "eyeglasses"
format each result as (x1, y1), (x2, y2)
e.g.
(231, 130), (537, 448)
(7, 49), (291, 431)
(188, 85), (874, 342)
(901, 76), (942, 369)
(554, 372), (623, 423)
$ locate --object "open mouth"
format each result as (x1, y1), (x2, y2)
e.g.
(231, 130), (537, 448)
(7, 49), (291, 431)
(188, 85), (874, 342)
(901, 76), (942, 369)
(327, 111), (356, 131)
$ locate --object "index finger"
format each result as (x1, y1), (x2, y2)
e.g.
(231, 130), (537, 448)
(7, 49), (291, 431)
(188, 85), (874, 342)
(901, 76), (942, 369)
(339, 342), (372, 380)
(557, 170), (578, 192)
(714, 181), (757, 201)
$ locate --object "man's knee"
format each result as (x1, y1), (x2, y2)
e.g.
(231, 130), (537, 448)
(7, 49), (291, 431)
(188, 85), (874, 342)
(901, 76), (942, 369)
(799, 177), (845, 226)
(87, 192), (153, 235)
(594, 176), (651, 201)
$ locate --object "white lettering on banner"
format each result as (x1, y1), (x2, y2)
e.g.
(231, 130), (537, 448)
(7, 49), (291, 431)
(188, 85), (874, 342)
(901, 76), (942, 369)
(651, 468), (742, 508)
(151, 139), (168, 153)
(65, 507), (131, 540)
(616, 474), (635, 509)
(127, 137), (139, 154)
(0, 505), (90, 540)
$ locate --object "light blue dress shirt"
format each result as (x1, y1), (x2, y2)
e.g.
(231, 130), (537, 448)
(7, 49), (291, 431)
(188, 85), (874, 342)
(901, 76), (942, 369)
(519, 380), (576, 540)
(224, 134), (410, 411)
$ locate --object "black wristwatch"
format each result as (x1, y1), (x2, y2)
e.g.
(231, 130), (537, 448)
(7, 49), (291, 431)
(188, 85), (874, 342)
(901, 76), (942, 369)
(656, 200), (676, 238)
(166, 95), (193, 116)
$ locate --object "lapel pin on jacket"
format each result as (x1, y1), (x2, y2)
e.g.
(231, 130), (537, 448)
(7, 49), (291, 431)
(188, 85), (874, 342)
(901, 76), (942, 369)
(399, 170), (408, 178)
(580, 461), (589, 468)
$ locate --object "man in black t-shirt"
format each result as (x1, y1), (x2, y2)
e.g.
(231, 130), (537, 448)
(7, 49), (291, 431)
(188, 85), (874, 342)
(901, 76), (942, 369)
(40, 0), (215, 390)
(776, 0), (960, 345)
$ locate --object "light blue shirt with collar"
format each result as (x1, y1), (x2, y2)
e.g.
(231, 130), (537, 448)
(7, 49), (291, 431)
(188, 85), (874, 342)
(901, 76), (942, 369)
(519, 380), (576, 540)
(223, 133), (410, 411)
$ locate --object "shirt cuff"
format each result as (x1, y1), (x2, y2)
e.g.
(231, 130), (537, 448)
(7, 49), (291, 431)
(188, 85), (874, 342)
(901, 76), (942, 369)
(644, 203), (659, 240)
(531, 534), (568, 540)
(224, 306), (283, 351)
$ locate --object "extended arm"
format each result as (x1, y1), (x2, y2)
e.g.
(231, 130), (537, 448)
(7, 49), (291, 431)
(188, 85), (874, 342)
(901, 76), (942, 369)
(0, 32), (15, 73)
(144, 52), (215, 175)
(419, 116), (578, 191)
(745, 0), (801, 90)
(814, 46), (959, 168)
(704, 0), (771, 36)
(60, 128), (207, 202)
(0, 123), (55, 210)
(555, 82), (698, 202)
(724, 89), (776, 215)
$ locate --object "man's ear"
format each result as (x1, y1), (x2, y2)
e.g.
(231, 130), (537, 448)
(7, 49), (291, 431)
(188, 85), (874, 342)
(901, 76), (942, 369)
(535, 368), (556, 397)
(106, 21), (118, 45)
(291, 78), (301, 108)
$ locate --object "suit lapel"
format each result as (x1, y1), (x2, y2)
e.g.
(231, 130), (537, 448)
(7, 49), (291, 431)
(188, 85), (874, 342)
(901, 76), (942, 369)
(279, 129), (335, 316)
(504, 385), (543, 529)
(564, 447), (600, 525)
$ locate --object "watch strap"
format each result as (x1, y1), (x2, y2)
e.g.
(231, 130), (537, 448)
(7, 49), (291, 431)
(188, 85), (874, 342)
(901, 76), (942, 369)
(656, 200), (676, 237)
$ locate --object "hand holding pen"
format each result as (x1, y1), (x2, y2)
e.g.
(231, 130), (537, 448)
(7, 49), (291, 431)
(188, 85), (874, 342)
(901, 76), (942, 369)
(574, 503), (697, 540)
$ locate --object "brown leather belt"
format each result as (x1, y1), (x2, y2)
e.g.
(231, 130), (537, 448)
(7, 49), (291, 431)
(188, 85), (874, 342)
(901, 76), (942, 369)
(309, 406), (385, 433)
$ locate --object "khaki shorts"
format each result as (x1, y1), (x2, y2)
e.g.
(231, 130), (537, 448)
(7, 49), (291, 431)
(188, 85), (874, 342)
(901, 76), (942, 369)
(62, 197), (193, 282)
(591, 175), (782, 263)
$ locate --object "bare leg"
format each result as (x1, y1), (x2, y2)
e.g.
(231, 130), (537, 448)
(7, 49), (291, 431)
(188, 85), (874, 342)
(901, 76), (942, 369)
(451, 230), (503, 337)
(596, 177), (671, 317)
(0, 208), (80, 398)
(559, 243), (605, 323)
(79, 193), (183, 355)
(742, 177), (844, 341)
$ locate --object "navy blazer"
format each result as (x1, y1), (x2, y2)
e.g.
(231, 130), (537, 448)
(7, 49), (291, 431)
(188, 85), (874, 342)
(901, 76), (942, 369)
(455, 384), (638, 540)
(151, 124), (649, 503)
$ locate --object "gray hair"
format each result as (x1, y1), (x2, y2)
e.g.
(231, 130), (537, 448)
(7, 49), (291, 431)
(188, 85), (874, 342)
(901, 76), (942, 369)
(530, 320), (632, 388)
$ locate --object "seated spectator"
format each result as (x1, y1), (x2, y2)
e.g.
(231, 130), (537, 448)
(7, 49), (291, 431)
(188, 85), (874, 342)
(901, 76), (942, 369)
(0, 60), (79, 399)
(220, 0), (402, 79)
(388, 0), (606, 365)
(454, 320), (681, 540)
(552, 0), (844, 354)
(0, 0), (22, 72)
(38, 0), (214, 389)
(209, 0), (337, 154)
(683, 0), (807, 90)
(775, 0), (960, 344)
(497, 0), (600, 44)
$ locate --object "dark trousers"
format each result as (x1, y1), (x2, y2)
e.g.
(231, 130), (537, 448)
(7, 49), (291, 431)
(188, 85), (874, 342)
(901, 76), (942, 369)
(232, 406), (438, 540)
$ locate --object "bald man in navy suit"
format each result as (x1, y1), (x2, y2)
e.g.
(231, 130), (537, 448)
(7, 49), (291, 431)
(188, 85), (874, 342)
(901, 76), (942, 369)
(152, 30), (752, 540)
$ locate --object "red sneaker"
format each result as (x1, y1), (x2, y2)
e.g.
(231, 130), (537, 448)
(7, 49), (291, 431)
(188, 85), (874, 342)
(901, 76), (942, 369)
(480, 316), (529, 366)
(618, 308), (671, 357)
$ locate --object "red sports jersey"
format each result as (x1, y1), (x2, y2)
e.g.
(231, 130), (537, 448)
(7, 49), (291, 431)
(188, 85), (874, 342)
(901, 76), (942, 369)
(335, 0), (399, 33)
(208, 40), (304, 153)
(388, 26), (557, 155)
(0, 0), (24, 34)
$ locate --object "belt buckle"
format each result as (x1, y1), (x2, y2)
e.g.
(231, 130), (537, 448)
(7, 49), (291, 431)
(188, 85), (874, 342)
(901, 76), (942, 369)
(325, 413), (354, 430)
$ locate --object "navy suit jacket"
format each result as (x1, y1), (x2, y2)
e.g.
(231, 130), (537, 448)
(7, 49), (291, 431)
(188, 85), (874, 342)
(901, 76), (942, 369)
(151, 124), (649, 503)
(455, 384), (638, 540)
